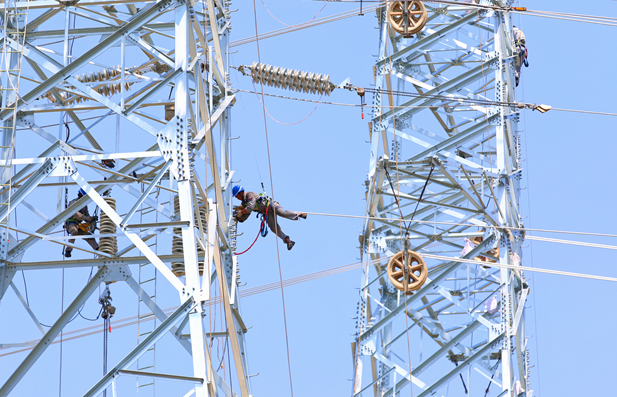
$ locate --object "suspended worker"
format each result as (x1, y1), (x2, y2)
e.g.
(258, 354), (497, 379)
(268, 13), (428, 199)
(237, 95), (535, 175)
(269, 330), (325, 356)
(64, 188), (99, 258)
(232, 185), (307, 251)
(513, 26), (529, 87)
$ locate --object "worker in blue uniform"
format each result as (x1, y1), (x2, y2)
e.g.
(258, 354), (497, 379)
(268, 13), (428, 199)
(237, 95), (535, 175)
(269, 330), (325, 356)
(64, 188), (99, 257)
(232, 185), (307, 250)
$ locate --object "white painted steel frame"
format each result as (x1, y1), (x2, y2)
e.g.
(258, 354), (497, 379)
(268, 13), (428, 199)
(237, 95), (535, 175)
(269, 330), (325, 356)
(354, 2), (530, 397)
(0, 0), (252, 396)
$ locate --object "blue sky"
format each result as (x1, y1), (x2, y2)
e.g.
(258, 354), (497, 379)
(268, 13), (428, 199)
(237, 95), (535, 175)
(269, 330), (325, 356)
(1, 1), (617, 396)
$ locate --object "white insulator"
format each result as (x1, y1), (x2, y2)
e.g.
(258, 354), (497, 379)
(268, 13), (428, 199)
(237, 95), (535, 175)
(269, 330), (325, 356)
(300, 71), (310, 93)
(281, 68), (291, 90)
(308, 72), (316, 94)
(322, 74), (331, 96)
(171, 195), (206, 277)
(271, 67), (280, 88)
(313, 73), (322, 94)
(243, 62), (335, 95)
(99, 197), (117, 256)
(41, 67), (137, 104)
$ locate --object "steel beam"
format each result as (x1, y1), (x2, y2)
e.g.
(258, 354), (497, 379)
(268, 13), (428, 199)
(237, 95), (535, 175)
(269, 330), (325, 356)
(81, 297), (195, 397)
(0, 266), (111, 397)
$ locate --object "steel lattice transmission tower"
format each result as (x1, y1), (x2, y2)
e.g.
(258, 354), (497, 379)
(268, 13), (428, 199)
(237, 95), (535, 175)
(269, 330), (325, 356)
(0, 0), (252, 396)
(353, 1), (531, 397)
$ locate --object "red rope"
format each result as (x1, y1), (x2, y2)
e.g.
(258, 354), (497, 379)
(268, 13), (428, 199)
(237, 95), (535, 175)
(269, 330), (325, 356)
(235, 204), (269, 255)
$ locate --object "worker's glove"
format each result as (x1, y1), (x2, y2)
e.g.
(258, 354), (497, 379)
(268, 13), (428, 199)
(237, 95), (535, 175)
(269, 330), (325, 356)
(235, 212), (250, 223)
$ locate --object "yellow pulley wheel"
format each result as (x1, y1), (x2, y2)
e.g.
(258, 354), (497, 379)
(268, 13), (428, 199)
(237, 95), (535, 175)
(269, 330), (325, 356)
(387, 1), (428, 36)
(387, 250), (428, 292)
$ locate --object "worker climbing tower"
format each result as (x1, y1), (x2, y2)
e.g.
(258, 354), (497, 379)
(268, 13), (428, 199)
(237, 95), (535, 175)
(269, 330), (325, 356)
(353, 1), (531, 396)
(0, 0), (253, 396)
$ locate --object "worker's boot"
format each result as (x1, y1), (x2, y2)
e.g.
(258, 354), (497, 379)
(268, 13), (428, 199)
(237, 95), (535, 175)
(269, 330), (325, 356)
(284, 237), (295, 251)
(299, 213), (307, 219)
(64, 249), (72, 258)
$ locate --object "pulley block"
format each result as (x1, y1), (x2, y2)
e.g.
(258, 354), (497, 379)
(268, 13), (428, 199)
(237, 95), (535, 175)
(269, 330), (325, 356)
(387, 1), (428, 37)
(471, 236), (499, 268)
(387, 250), (428, 293)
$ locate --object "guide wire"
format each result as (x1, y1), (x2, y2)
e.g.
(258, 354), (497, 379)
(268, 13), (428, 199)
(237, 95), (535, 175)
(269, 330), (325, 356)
(234, 88), (617, 118)
(251, 1), (295, 395)
(5, 254), (617, 361)
(259, 0), (330, 28)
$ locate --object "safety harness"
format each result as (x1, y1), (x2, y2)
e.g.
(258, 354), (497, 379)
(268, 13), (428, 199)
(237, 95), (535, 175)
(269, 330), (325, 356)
(235, 201), (270, 255)
(515, 40), (529, 67)
(235, 193), (274, 255)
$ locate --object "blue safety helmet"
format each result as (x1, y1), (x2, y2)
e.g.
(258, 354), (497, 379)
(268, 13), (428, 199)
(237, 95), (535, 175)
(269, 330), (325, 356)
(232, 185), (244, 197)
(78, 188), (86, 196)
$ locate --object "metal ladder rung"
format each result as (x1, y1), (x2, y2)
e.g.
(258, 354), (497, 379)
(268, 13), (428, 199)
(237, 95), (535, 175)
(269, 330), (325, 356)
(139, 277), (156, 283)
(138, 331), (153, 337)
(138, 365), (155, 371)
(137, 383), (154, 388)
(138, 313), (155, 320)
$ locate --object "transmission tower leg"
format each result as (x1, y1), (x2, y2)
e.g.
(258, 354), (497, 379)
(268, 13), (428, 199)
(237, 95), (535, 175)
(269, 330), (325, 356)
(354, 4), (531, 397)
(0, 266), (112, 397)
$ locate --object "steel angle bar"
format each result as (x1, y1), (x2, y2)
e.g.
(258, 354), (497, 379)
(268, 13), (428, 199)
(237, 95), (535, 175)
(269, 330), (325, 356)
(434, 286), (495, 328)
(9, 282), (46, 335)
(124, 69), (182, 115)
(359, 235), (496, 344)
(71, 172), (185, 292)
(212, 241), (250, 397)
(9, 144), (160, 259)
(65, 76), (160, 136)
(355, 366), (395, 397)
(29, 124), (80, 155)
(8, 254), (205, 271)
(0, 266), (111, 397)
(0, 0), (172, 123)
(121, 159), (172, 227)
(0, 265), (15, 301)
(416, 332), (505, 397)
(81, 297), (195, 397)
(21, 200), (49, 222)
(192, 95), (235, 144)
(8, 142), (60, 183)
(124, 276), (192, 352)
(373, 353), (427, 389)
(376, 60), (498, 124)
(511, 286), (529, 336)
(0, 159), (53, 223)
(9, 151), (160, 166)
(117, 369), (203, 383)
(410, 114), (497, 162)
(377, 12), (482, 67)
(126, 33), (175, 68)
